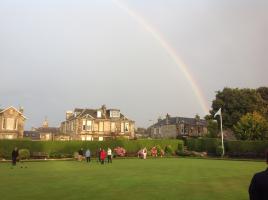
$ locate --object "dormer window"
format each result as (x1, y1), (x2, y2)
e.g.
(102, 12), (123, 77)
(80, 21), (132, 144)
(97, 111), (102, 118)
(110, 110), (120, 118)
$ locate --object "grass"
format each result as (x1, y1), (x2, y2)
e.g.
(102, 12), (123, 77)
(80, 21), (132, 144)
(0, 158), (265, 200)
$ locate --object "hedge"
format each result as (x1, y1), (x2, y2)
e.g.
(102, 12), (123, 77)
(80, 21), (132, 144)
(186, 138), (268, 158)
(186, 138), (220, 154)
(225, 140), (268, 158)
(0, 139), (183, 159)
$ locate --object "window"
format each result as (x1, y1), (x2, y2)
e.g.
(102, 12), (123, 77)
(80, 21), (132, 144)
(98, 137), (103, 141)
(121, 123), (124, 132)
(2, 118), (6, 129)
(14, 119), (18, 130)
(82, 119), (86, 130)
(99, 122), (104, 132)
(125, 123), (129, 132)
(86, 120), (92, 131)
(110, 110), (120, 118)
(82, 119), (92, 131)
(6, 118), (15, 130)
(111, 122), (116, 132)
(97, 111), (102, 118)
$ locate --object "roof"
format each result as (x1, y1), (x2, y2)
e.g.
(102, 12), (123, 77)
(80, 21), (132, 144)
(36, 127), (60, 134)
(152, 117), (207, 127)
(0, 106), (27, 119)
(66, 107), (130, 121)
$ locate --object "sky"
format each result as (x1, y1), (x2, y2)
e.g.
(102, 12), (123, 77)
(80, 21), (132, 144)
(0, 0), (267, 129)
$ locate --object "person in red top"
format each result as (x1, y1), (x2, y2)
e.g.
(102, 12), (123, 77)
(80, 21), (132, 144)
(100, 149), (106, 165)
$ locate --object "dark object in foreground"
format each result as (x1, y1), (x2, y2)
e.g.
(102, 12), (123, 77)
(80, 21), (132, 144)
(11, 147), (19, 166)
(249, 150), (268, 200)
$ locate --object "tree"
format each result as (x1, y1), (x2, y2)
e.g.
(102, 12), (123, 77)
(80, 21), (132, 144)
(210, 88), (265, 129)
(234, 112), (268, 140)
(206, 119), (219, 138)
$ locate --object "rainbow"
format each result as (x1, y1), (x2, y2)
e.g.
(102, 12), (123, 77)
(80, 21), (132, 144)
(112, 0), (210, 115)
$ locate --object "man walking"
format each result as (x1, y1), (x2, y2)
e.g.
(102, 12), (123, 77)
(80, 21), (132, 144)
(249, 150), (268, 200)
(107, 148), (112, 163)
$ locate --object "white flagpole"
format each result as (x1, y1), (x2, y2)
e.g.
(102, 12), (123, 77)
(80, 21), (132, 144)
(220, 113), (225, 157)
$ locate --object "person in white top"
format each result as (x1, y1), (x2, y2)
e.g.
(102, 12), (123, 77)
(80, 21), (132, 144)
(85, 149), (91, 163)
(143, 148), (147, 159)
(107, 148), (112, 163)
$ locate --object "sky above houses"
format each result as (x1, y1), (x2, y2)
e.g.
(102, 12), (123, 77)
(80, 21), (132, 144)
(0, 0), (267, 129)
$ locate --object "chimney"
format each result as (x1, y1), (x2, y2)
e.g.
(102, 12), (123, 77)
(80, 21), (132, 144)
(101, 105), (107, 118)
(66, 111), (73, 120)
(19, 106), (24, 113)
(166, 113), (170, 125)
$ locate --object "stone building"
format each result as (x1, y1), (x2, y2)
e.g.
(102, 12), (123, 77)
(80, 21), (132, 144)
(149, 114), (207, 139)
(60, 105), (135, 141)
(0, 106), (26, 139)
(24, 118), (70, 141)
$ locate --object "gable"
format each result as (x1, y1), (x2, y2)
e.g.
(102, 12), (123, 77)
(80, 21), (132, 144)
(0, 106), (26, 119)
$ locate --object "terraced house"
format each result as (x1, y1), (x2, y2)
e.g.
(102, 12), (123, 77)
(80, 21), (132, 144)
(0, 106), (26, 139)
(60, 105), (135, 141)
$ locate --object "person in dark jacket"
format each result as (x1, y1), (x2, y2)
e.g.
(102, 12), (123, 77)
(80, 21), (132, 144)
(11, 147), (19, 166)
(249, 150), (268, 200)
(78, 148), (84, 161)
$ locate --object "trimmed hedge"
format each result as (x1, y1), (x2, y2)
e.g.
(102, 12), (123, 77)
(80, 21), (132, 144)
(225, 140), (268, 158)
(186, 138), (268, 158)
(186, 138), (220, 154)
(0, 139), (183, 159)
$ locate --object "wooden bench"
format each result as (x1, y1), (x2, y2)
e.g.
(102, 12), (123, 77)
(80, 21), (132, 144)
(32, 152), (49, 159)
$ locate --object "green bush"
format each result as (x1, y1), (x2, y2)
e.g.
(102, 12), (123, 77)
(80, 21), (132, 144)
(165, 145), (174, 155)
(19, 149), (30, 160)
(216, 146), (224, 157)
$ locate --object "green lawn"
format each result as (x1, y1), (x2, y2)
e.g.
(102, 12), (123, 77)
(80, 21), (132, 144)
(0, 158), (265, 200)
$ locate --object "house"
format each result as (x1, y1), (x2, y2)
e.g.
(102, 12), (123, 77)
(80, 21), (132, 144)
(60, 105), (135, 141)
(24, 118), (65, 141)
(149, 114), (207, 139)
(0, 106), (26, 139)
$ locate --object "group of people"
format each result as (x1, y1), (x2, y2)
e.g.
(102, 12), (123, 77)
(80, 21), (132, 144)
(78, 147), (113, 164)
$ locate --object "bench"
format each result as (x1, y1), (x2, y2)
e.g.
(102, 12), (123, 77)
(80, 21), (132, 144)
(32, 152), (49, 159)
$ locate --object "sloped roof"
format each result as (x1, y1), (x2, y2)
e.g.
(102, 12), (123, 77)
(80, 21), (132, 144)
(66, 107), (131, 121)
(36, 127), (60, 134)
(152, 117), (207, 127)
(0, 106), (27, 119)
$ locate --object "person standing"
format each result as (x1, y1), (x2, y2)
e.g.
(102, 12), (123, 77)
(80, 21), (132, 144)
(78, 148), (83, 161)
(11, 147), (19, 166)
(100, 149), (106, 165)
(85, 149), (91, 163)
(107, 148), (112, 163)
(249, 150), (268, 200)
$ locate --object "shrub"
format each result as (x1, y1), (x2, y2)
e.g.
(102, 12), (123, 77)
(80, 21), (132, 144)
(19, 149), (30, 160)
(165, 145), (174, 155)
(114, 147), (126, 157)
(216, 146), (224, 157)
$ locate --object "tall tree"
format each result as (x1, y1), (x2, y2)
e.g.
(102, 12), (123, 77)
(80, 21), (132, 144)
(210, 88), (265, 129)
(234, 112), (268, 140)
